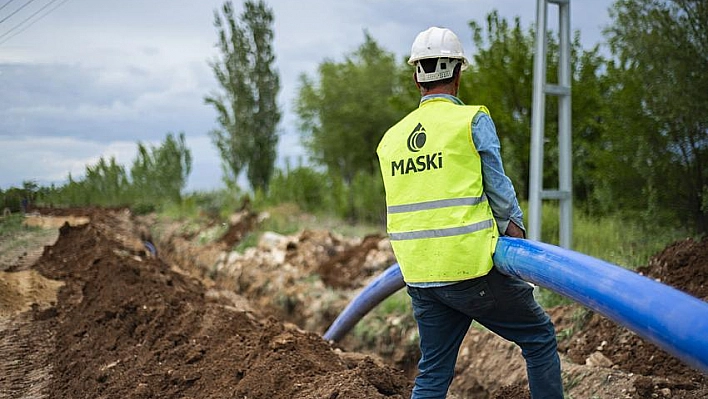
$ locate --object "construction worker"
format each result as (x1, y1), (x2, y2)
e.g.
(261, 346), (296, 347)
(376, 27), (563, 398)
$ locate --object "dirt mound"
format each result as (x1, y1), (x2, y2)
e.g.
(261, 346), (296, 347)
(159, 223), (397, 335)
(28, 205), (117, 219)
(0, 270), (63, 317)
(151, 209), (708, 398)
(561, 237), (708, 398)
(1, 209), (412, 398)
(318, 234), (388, 289)
(218, 210), (259, 248)
(23, 214), (90, 229)
(3, 207), (707, 398)
(638, 237), (708, 300)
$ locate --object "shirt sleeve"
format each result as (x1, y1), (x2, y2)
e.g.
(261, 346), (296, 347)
(471, 111), (526, 236)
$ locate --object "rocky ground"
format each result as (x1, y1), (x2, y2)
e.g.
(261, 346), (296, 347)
(0, 206), (706, 398)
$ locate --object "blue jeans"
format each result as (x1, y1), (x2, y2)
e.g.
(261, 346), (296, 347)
(407, 267), (563, 399)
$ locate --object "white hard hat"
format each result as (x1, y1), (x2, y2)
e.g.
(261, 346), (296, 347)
(408, 27), (469, 82)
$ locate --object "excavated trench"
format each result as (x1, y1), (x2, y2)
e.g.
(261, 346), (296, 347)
(0, 207), (706, 398)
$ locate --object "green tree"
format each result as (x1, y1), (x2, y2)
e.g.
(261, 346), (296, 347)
(205, 0), (280, 193)
(131, 132), (192, 203)
(21, 180), (38, 210)
(461, 11), (608, 206)
(604, 0), (708, 232)
(295, 33), (406, 219)
(84, 157), (129, 205)
(296, 33), (407, 181)
(131, 144), (155, 199)
(266, 162), (327, 213)
(154, 132), (193, 202)
(38, 133), (191, 208)
(1, 187), (26, 212)
(461, 13), (535, 195)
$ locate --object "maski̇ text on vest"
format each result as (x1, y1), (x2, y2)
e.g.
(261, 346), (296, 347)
(391, 152), (443, 176)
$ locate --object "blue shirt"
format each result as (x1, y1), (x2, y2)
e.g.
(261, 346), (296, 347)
(408, 94), (525, 287)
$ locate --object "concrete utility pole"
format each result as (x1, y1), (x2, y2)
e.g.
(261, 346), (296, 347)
(528, 0), (573, 248)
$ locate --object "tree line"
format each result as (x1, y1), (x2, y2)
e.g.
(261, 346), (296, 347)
(286, 0), (708, 233)
(0, 133), (191, 213)
(3, 0), (705, 234)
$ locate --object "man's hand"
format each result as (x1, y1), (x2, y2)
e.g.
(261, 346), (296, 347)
(504, 221), (526, 239)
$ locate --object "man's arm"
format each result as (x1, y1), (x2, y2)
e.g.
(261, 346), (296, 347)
(471, 112), (526, 238)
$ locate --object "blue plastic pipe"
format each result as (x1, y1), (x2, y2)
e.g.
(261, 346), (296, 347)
(144, 241), (157, 256)
(494, 237), (708, 374)
(323, 263), (404, 342)
(323, 237), (708, 374)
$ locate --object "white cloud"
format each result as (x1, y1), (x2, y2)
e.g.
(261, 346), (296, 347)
(0, 61), (215, 142)
(0, 136), (137, 187)
(0, 0), (615, 191)
(0, 134), (225, 192)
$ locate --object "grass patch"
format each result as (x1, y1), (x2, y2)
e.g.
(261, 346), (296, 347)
(260, 203), (384, 237)
(536, 287), (574, 308)
(534, 202), (690, 270)
(0, 213), (46, 238)
(352, 290), (415, 346)
(529, 202), (692, 308)
(233, 232), (260, 253)
(555, 307), (591, 343)
(229, 202), (385, 253)
(0, 213), (57, 258)
(376, 289), (412, 315)
(0, 213), (26, 236)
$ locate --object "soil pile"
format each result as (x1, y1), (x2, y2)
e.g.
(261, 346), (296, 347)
(2, 207), (707, 399)
(154, 215), (397, 336)
(559, 237), (708, 398)
(1, 209), (411, 398)
(151, 209), (708, 398)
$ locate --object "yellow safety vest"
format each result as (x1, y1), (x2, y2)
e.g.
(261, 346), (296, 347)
(376, 98), (498, 283)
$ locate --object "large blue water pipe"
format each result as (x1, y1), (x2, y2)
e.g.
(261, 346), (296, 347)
(323, 237), (708, 374)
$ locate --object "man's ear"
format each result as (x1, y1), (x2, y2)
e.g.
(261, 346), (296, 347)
(413, 71), (422, 91)
(452, 71), (461, 96)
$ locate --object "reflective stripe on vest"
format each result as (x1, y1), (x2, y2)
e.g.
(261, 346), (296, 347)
(377, 98), (498, 283)
(389, 217), (493, 241)
(387, 195), (488, 214)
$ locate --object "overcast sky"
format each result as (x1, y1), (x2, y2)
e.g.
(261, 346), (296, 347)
(0, 0), (616, 192)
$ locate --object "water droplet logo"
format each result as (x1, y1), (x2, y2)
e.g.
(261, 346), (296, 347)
(407, 123), (427, 152)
